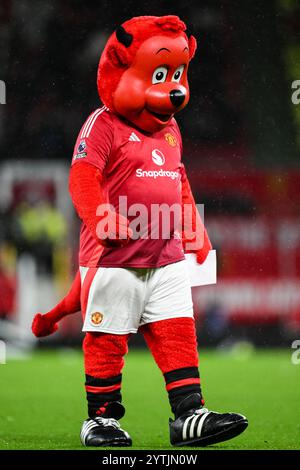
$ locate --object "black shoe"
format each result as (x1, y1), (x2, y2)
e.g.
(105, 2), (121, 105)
(169, 393), (248, 446)
(80, 402), (132, 447)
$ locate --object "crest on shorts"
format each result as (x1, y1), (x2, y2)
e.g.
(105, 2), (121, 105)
(90, 312), (103, 325)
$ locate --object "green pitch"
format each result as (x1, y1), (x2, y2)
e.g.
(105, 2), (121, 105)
(0, 347), (299, 450)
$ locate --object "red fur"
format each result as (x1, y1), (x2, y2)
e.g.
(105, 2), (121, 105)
(69, 162), (106, 242)
(69, 162), (132, 247)
(31, 271), (81, 337)
(140, 318), (199, 374)
(83, 332), (130, 378)
(98, 15), (197, 110)
(84, 319), (199, 379)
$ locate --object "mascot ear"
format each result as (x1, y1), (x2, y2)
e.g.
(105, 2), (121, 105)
(188, 35), (197, 60)
(116, 25), (133, 48)
(106, 44), (129, 67)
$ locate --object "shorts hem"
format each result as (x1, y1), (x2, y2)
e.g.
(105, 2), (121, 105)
(139, 312), (194, 328)
(82, 326), (138, 334)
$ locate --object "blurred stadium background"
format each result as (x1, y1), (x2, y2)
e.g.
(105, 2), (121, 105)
(1, 0), (300, 354)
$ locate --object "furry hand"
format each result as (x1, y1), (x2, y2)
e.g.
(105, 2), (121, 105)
(32, 313), (59, 338)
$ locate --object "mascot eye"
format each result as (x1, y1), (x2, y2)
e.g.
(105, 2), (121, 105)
(172, 65), (185, 83)
(152, 66), (168, 84)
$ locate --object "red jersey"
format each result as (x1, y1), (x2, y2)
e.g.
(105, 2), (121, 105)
(72, 106), (185, 268)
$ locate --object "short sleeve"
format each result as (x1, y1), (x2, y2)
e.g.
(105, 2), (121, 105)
(71, 107), (114, 173)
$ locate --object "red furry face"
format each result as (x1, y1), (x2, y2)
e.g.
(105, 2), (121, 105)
(113, 35), (191, 133)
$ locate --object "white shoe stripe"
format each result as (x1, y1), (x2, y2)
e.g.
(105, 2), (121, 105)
(85, 106), (106, 138)
(189, 414), (200, 439)
(82, 421), (97, 433)
(80, 108), (102, 138)
(83, 422), (97, 434)
(182, 415), (194, 441)
(81, 421), (98, 442)
(196, 412), (210, 438)
(80, 417), (122, 444)
(82, 420), (97, 431)
(81, 425), (91, 441)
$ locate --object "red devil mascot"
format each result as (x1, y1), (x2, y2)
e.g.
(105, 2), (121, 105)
(32, 15), (248, 447)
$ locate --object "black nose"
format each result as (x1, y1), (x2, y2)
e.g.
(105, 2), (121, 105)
(170, 89), (185, 107)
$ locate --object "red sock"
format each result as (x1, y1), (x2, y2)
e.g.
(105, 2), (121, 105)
(83, 332), (130, 418)
(141, 317), (204, 413)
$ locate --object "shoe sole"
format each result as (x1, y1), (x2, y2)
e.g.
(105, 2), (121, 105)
(84, 440), (132, 447)
(171, 418), (248, 447)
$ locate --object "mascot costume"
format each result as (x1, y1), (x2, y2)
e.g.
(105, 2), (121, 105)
(32, 15), (248, 447)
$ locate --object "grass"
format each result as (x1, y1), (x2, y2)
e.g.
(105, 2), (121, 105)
(0, 347), (299, 450)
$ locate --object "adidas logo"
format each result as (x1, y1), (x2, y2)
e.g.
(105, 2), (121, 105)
(181, 409), (210, 441)
(129, 132), (141, 142)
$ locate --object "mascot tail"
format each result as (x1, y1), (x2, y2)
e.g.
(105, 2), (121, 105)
(32, 270), (81, 337)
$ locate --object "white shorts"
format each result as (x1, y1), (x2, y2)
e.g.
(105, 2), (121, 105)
(80, 260), (194, 334)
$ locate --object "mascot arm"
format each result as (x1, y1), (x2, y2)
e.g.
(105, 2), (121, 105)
(181, 165), (212, 264)
(69, 161), (132, 247)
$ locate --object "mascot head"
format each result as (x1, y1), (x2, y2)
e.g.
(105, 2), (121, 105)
(97, 15), (197, 133)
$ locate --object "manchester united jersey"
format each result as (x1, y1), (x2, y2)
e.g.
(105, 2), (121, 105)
(72, 106), (185, 268)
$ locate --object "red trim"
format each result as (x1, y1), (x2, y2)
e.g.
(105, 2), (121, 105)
(80, 267), (98, 321)
(88, 244), (104, 267)
(85, 384), (121, 393)
(166, 378), (200, 392)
